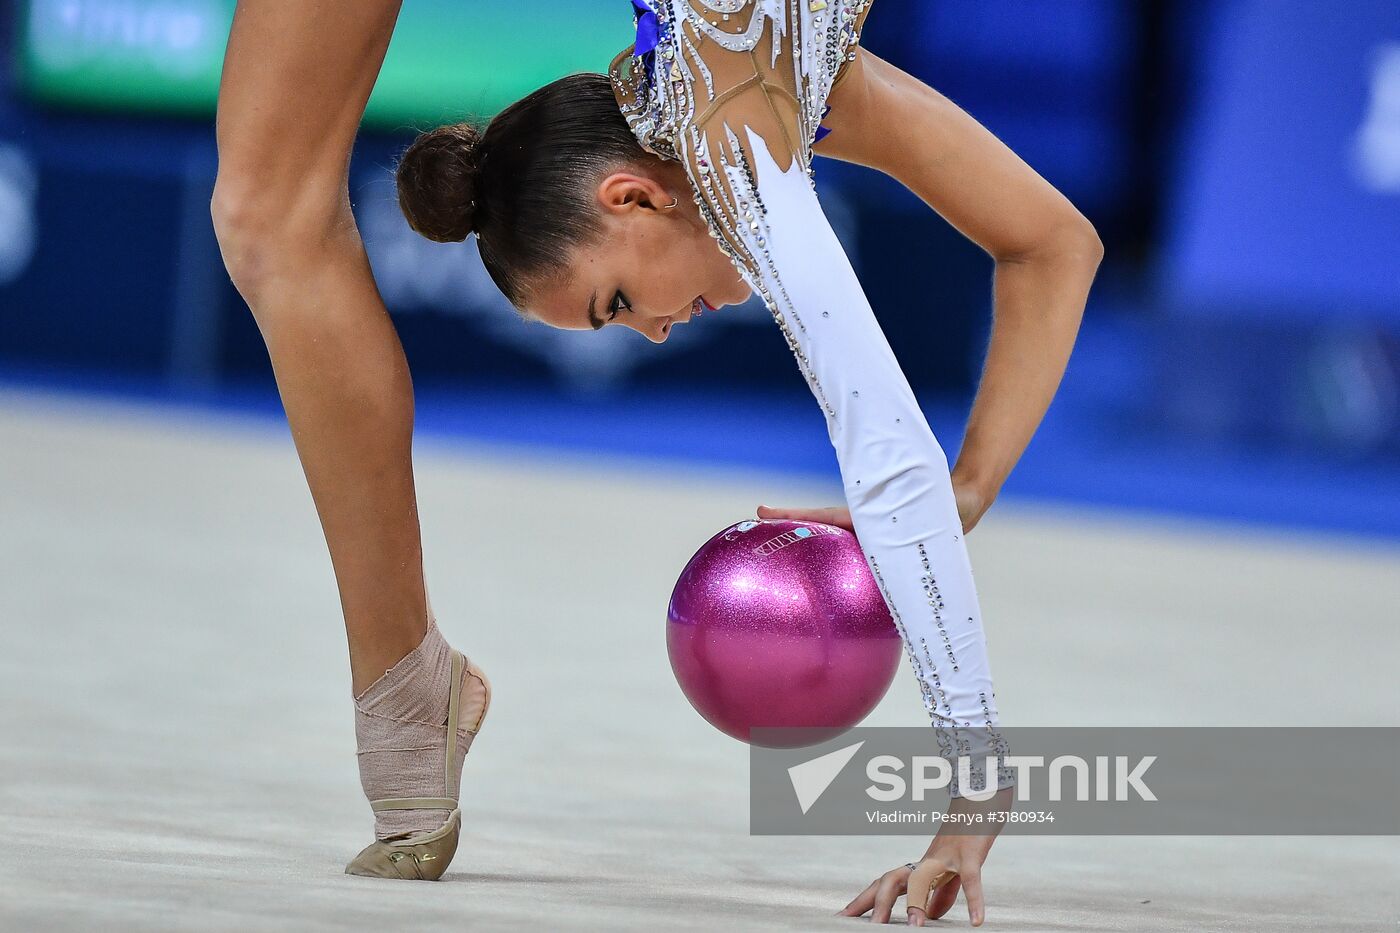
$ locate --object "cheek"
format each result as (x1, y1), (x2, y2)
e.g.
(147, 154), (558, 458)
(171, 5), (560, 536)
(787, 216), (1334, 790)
(637, 229), (700, 310)
(662, 226), (703, 274)
(637, 221), (744, 310)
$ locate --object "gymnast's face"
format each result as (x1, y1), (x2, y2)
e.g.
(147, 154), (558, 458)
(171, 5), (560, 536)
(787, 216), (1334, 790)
(525, 167), (752, 343)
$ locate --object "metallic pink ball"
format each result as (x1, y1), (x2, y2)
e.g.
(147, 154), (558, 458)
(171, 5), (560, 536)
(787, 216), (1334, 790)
(667, 519), (901, 747)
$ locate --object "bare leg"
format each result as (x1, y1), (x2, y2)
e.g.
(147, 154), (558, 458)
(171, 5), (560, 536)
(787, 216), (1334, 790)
(212, 0), (425, 695)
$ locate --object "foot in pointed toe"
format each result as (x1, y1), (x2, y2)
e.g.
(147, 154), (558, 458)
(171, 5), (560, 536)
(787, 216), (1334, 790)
(350, 632), (491, 879)
(345, 809), (462, 880)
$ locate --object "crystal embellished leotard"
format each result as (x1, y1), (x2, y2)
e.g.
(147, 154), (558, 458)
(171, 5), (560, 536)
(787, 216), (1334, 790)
(610, 0), (1011, 794)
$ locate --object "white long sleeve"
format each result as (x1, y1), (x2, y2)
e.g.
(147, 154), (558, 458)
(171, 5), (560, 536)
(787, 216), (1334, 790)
(610, 0), (1011, 794)
(738, 129), (1011, 795)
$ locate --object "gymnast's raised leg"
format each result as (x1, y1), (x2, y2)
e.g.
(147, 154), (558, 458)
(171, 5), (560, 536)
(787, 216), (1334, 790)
(212, 0), (488, 878)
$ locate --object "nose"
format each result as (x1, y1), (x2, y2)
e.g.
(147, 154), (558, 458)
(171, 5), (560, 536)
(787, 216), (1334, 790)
(617, 315), (670, 344)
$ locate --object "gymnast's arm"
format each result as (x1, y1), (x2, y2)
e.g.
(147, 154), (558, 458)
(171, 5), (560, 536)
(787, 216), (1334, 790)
(811, 49), (1104, 532)
(667, 31), (1096, 924)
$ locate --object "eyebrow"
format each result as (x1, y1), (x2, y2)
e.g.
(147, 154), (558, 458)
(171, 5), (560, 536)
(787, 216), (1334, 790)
(587, 289), (605, 331)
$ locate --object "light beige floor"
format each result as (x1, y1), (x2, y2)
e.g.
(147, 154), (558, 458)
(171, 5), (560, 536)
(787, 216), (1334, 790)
(1, 388), (1397, 931)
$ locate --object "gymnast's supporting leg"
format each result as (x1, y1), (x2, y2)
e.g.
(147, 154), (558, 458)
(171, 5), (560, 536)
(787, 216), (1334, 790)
(212, 0), (488, 853)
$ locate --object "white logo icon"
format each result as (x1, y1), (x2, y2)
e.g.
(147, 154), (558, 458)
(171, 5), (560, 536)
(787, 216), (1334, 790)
(787, 741), (864, 814)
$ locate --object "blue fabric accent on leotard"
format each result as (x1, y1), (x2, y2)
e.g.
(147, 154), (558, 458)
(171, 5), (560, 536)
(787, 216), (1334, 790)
(630, 1), (834, 143)
(631, 0), (661, 84)
(627, 2), (837, 144)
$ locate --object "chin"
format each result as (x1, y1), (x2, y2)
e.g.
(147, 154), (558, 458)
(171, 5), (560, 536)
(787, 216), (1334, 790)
(724, 281), (754, 306)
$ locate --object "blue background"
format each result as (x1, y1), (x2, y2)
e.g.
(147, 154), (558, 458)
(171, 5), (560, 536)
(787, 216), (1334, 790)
(2, 0), (1398, 538)
(1164, 0), (1400, 320)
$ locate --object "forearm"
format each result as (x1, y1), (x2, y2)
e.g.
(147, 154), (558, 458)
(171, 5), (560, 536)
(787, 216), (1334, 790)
(740, 128), (1009, 794)
(819, 49), (1104, 504)
(953, 237), (1102, 502)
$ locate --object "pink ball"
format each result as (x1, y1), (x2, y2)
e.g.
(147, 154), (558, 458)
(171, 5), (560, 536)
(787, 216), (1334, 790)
(666, 519), (901, 747)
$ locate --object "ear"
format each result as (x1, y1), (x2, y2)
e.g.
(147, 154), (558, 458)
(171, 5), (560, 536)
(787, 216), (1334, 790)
(595, 171), (674, 216)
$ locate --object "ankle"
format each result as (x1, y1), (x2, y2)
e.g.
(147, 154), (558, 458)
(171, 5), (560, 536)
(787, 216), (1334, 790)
(353, 622), (474, 840)
(349, 621), (431, 698)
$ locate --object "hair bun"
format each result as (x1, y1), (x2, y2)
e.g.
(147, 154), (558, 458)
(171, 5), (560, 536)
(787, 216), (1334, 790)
(396, 122), (485, 243)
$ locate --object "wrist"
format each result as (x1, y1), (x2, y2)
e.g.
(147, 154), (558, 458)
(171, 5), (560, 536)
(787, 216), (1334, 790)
(950, 462), (1000, 507)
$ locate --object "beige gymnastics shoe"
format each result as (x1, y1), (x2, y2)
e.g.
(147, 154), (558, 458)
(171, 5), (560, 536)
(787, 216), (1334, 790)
(345, 650), (490, 881)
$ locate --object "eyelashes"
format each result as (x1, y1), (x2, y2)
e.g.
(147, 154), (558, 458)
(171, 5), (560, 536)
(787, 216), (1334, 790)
(609, 290), (632, 321)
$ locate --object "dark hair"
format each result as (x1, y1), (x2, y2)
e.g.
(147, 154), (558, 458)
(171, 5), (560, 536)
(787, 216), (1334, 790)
(396, 72), (648, 306)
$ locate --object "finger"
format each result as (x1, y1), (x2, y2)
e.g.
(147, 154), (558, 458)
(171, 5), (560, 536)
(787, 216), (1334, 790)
(960, 867), (985, 927)
(906, 863), (957, 927)
(756, 505), (854, 530)
(756, 505), (826, 520)
(837, 878), (880, 917)
(870, 872), (905, 924)
(926, 875), (962, 921)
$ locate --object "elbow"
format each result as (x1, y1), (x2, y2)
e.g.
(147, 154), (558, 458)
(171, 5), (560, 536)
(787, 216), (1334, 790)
(1075, 218), (1106, 269)
(996, 214), (1104, 270)
(1053, 215), (1104, 270)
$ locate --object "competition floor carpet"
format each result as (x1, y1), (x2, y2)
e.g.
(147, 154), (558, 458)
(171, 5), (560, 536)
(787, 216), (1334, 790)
(1, 388), (1397, 931)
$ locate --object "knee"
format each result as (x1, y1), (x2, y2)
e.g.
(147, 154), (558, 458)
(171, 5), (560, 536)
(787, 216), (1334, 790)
(210, 172), (344, 305)
(211, 178), (286, 305)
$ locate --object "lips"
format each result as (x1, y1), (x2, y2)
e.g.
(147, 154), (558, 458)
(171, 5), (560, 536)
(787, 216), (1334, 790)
(676, 295), (714, 331)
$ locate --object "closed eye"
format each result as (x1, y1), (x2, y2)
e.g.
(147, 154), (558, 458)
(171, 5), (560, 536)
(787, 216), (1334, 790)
(609, 290), (632, 321)
(588, 289), (633, 331)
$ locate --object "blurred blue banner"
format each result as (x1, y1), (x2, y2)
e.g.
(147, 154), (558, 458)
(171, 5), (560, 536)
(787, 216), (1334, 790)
(1164, 0), (1400, 321)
